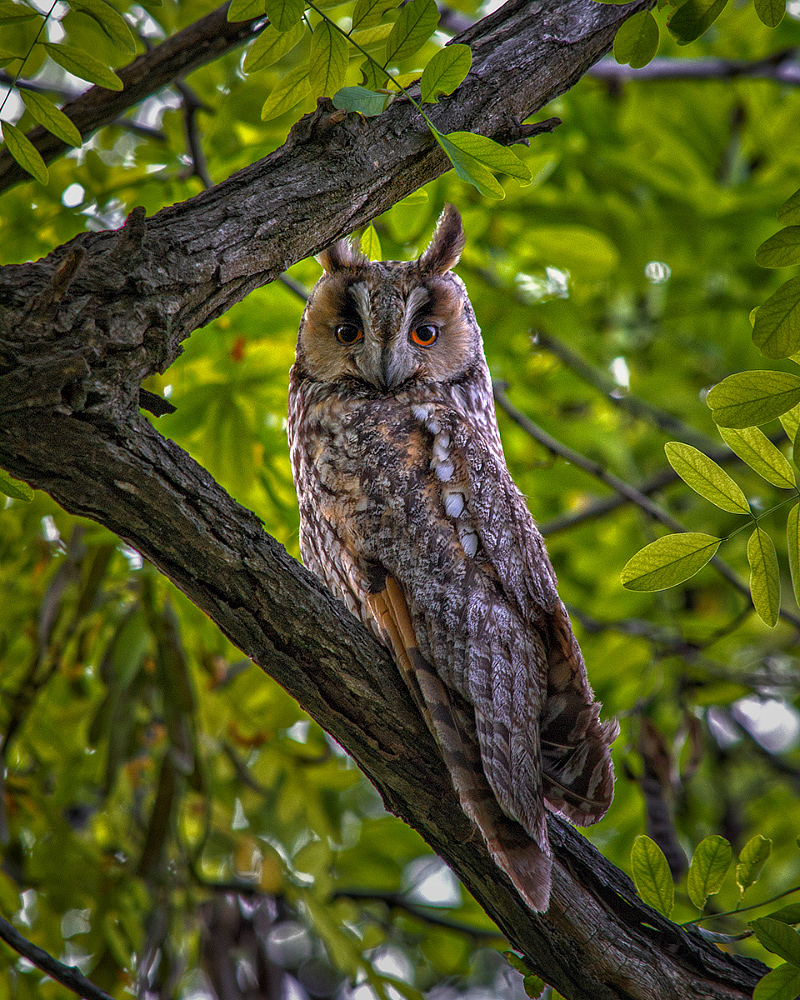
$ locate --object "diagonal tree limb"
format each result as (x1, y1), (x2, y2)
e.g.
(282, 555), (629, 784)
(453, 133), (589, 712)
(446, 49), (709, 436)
(0, 1), (769, 996)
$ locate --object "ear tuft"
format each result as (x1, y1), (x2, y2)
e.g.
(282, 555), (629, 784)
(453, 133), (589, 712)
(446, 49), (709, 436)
(417, 204), (465, 275)
(317, 238), (369, 272)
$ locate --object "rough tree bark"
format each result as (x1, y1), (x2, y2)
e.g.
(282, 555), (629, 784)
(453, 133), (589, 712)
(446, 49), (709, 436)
(0, 1), (767, 997)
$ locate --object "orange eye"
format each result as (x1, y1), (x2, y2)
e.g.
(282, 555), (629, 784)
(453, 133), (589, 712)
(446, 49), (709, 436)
(335, 324), (363, 345)
(410, 325), (439, 347)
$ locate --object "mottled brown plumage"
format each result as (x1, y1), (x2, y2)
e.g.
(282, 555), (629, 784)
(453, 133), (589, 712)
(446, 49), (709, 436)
(287, 206), (618, 911)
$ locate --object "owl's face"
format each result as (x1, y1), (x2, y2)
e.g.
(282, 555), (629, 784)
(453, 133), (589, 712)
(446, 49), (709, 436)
(295, 206), (481, 395)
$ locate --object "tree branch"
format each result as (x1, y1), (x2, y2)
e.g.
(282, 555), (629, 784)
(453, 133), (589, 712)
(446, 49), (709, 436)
(588, 49), (800, 86)
(0, 1), (769, 996)
(0, 915), (115, 1000)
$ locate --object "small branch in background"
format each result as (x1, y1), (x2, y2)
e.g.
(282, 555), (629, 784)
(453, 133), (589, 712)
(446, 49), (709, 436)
(534, 329), (717, 451)
(588, 48), (800, 85)
(494, 379), (687, 531)
(0, 915), (115, 1000)
(175, 80), (213, 189)
(0, 72), (168, 142)
(279, 274), (310, 301)
(333, 888), (504, 940)
(493, 381), (800, 631)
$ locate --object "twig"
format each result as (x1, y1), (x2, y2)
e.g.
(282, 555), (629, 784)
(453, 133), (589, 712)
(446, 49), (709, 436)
(279, 274), (310, 301)
(0, 915), (115, 1000)
(175, 80), (214, 189)
(333, 888), (504, 940)
(588, 49), (800, 85)
(534, 329), (717, 451)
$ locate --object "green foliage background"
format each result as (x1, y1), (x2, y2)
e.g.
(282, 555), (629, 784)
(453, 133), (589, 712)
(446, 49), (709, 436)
(3, 1), (800, 997)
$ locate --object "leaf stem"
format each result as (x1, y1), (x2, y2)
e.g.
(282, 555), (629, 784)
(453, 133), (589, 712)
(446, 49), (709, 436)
(0, 1), (59, 119)
(680, 883), (800, 926)
(306, 1), (438, 130)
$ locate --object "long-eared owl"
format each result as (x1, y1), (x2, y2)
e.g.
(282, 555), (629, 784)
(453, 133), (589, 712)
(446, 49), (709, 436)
(287, 206), (618, 912)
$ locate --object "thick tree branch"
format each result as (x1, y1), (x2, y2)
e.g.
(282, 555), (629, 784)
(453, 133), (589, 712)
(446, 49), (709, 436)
(1, 0), (654, 351)
(0, 3), (266, 194)
(0, 1), (769, 997)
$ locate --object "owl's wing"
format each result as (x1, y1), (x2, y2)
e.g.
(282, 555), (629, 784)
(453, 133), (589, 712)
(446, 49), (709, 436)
(450, 420), (619, 829)
(366, 575), (552, 913)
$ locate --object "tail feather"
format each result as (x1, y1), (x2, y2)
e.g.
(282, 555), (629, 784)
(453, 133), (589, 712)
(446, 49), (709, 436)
(367, 577), (553, 911)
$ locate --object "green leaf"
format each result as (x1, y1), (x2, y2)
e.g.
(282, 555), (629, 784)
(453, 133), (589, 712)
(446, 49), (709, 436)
(68, 0), (136, 52)
(667, 0), (729, 44)
(748, 526), (781, 627)
(756, 227), (800, 268)
(309, 20), (348, 96)
(779, 403), (800, 441)
(43, 42), (123, 90)
(264, 0), (305, 31)
(350, 22), (394, 48)
(0, 1), (38, 24)
(787, 505), (800, 611)
(717, 426), (796, 489)
(706, 371), (800, 428)
(687, 835), (732, 910)
(433, 129), (531, 200)
(21, 90), (82, 147)
(613, 11), (659, 69)
(753, 278), (800, 360)
(0, 47), (23, 67)
(752, 918), (800, 965)
(620, 533), (721, 592)
(1, 121), (49, 184)
(228, 0), (267, 19)
(244, 22), (306, 72)
(754, 0), (785, 27)
(631, 835), (674, 918)
(420, 43), (472, 103)
(778, 188), (800, 226)
(260, 63), (311, 120)
(351, 0), (398, 31)
(0, 468), (34, 501)
(332, 85), (390, 116)
(754, 964), (800, 1000)
(769, 905), (800, 926)
(522, 975), (546, 999)
(359, 57), (385, 90)
(664, 441), (749, 513)
(736, 835), (772, 895)
(360, 224), (382, 260)
(384, 0), (438, 65)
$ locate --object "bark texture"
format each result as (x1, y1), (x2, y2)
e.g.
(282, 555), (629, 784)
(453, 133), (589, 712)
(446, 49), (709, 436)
(0, 0), (767, 997)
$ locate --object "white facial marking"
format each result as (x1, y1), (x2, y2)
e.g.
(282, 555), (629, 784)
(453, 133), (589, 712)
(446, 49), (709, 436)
(350, 282), (372, 336)
(403, 286), (430, 335)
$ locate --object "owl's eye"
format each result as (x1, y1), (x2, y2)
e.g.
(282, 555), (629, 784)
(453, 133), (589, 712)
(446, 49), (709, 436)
(335, 324), (363, 345)
(410, 325), (439, 347)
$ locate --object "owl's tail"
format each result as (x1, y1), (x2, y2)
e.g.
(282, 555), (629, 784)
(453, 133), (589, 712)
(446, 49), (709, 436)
(419, 661), (552, 913)
(367, 576), (552, 912)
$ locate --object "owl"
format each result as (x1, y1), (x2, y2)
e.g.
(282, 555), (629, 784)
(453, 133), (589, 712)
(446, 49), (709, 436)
(287, 206), (618, 912)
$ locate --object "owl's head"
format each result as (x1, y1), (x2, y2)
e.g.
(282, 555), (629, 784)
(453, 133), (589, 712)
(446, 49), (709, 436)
(295, 205), (483, 394)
